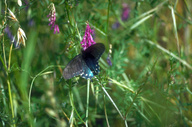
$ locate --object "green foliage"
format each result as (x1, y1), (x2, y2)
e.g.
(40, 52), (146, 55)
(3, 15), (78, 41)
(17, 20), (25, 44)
(0, 0), (192, 127)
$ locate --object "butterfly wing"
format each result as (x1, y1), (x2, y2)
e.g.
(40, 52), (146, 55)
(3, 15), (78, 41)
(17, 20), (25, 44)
(80, 61), (94, 79)
(63, 54), (85, 79)
(82, 43), (105, 62)
(63, 43), (105, 80)
(82, 43), (105, 76)
(63, 54), (95, 79)
(93, 62), (100, 75)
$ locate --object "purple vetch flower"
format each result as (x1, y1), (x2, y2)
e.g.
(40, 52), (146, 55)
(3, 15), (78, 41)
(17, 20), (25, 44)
(80, 23), (96, 50)
(24, 0), (30, 11)
(22, 0), (35, 27)
(107, 55), (112, 66)
(47, 3), (60, 34)
(28, 18), (35, 27)
(54, 24), (59, 34)
(121, 3), (130, 21)
(112, 21), (120, 29)
(111, 3), (130, 29)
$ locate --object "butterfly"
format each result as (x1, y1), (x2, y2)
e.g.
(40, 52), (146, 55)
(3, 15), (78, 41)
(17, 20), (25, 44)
(63, 43), (105, 79)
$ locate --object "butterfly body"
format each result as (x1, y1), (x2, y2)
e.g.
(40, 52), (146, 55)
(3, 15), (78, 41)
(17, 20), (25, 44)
(63, 43), (105, 79)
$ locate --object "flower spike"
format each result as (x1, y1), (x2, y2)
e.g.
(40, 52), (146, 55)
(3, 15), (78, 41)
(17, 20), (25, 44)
(47, 3), (60, 34)
(80, 23), (96, 50)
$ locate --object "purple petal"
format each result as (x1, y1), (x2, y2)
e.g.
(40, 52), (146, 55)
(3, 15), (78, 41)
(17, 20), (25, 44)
(107, 56), (112, 66)
(121, 3), (130, 21)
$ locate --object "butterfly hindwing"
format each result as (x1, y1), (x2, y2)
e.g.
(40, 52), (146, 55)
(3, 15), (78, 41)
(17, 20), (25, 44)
(93, 62), (100, 75)
(80, 61), (94, 79)
(63, 55), (84, 79)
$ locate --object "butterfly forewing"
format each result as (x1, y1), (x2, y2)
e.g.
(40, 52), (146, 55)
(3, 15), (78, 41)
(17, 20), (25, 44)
(63, 55), (84, 79)
(83, 43), (105, 62)
(82, 43), (104, 76)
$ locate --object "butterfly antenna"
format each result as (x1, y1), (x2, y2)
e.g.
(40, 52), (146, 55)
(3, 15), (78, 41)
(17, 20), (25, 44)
(94, 77), (125, 120)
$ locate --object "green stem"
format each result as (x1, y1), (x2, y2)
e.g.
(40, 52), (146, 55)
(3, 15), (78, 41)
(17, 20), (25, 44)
(104, 95), (110, 127)
(3, 1), (15, 125)
(8, 43), (13, 71)
(124, 88), (142, 118)
(107, 0), (110, 34)
(2, 37), (7, 69)
(68, 81), (86, 126)
(69, 82), (74, 127)
(7, 79), (16, 127)
(95, 78), (124, 120)
(7, 43), (15, 127)
(106, 0), (111, 47)
(3, 0), (7, 68)
(28, 65), (64, 111)
(85, 79), (90, 127)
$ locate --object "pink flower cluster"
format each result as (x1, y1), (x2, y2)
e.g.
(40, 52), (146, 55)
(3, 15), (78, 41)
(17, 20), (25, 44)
(80, 23), (96, 50)
(121, 3), (130, 21)
(47, 4), (59, 34)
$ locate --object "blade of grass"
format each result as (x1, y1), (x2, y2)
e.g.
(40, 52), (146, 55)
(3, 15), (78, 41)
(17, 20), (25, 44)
(2, 1), (15, 125)
(7, 43), (15, 127)
(104, 95), (110, 127)
(28, 65), (64, 111)
(170, 6), (180, 55)
(8, 43), (13, 71)
(130, 14), (153, 30)
(124, 59), (157, 119)
(95, 78), (124, 120)
(73, 87), (85, 112)
(68, 80), (86, 126)
(7, 79), (15, 127)
(89, 23), (107, 36)
(69, 82), (74, 127)
(145, 39), (192, 70)
(108, 77), (134, 93)
(19, 30), (38, 126)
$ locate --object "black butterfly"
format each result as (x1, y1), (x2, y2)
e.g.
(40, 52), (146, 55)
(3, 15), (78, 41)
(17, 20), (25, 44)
(63, 43), (105, 79)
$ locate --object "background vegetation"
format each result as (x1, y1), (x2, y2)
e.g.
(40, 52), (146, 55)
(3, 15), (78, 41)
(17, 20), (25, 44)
(0, 0), (192, 127)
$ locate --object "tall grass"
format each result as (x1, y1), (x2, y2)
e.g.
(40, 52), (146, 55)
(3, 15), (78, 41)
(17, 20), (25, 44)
(0, 0), (192, 127)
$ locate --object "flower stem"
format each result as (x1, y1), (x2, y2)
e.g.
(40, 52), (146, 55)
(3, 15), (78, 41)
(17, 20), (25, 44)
(85, 79), (90, 127)
(104, 95), (110, 127)
(69, 82), (74, 127)
(3, 1), (15, 125)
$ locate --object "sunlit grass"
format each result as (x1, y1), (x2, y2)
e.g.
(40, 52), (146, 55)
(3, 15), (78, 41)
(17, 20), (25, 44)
(0, 0), (192, 127)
